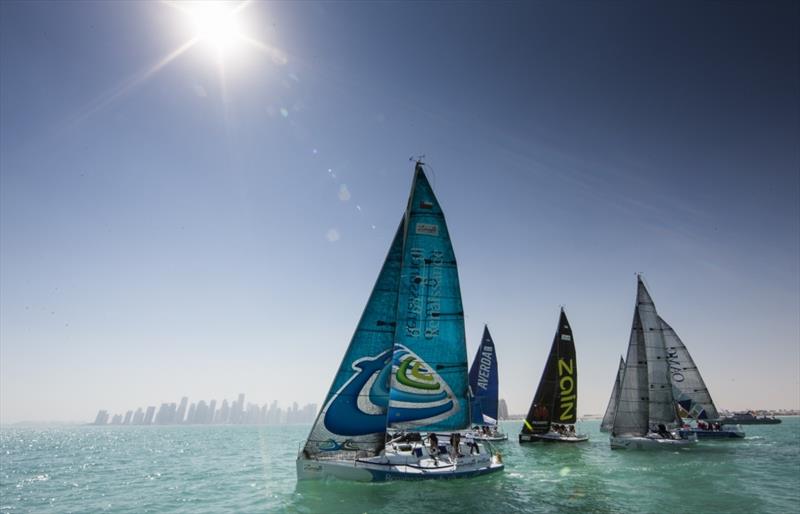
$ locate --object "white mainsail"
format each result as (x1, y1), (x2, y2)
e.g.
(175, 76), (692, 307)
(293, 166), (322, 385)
(612, 309), (650, 437)
(636, 278), (681, 427)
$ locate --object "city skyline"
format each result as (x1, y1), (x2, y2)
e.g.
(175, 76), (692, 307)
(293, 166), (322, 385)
(1, 2), (798, 423)
(91, 394), (317, 426)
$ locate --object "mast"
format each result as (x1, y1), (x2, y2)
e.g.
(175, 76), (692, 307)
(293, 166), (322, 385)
(386, 162), (470, 432)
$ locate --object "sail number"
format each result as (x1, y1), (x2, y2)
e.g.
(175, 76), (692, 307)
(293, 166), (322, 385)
(558, 358), (576, 421)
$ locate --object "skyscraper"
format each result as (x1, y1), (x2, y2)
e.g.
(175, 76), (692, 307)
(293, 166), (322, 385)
(93, 410), (109, 425)
(498, 399), (509, 420)
(132, 408), (144, 425)
(207, 400), (217, 424)
(217, 399), (230, 424)
(175, 396), (188, 424)
(267, 400), (279, 425)
(122, 410), (133, 425)
(143, 406), (156, 425)
(186, 403), (196, 424)
(232, 393), (245, 424)
(155, 403), (169, 425)
(195, 400), (208, 424)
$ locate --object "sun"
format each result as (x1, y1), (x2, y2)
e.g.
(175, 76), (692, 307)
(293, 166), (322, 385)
(166, 0), (252, 58)
(162, 0), (288, 67)
(188, 1), (244, 56)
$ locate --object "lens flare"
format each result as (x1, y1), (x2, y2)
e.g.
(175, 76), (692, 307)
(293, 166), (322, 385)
(188, 1), (243, 56)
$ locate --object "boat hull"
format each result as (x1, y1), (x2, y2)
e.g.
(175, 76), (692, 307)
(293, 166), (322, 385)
(473, 434), (508, 442)
(720, 417), (781, 425)
(434, 430), (508, 442)
(297, 442), (504, 482)
(519, 432), (588, 443)
(297, 457), (504, 482)
(610, 435), (697, 450)
(678, 427), (745, 439)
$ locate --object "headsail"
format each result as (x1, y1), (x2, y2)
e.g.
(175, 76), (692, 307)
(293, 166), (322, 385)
(660, 316), (720, 420)
(387, 163), (470, 432)
(522, 308), (577, 435)
(301, 219), (404, 458)
(468, 325), (499, 425)
(600, 356), (625, 433)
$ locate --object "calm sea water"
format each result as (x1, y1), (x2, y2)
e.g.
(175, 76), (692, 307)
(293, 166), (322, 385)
(1, 419), (798, 513)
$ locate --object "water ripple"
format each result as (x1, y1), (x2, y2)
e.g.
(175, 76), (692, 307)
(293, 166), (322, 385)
(0, 420), (798, 513)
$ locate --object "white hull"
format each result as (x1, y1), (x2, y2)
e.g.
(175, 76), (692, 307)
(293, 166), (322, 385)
(473, 433), (508, 442)
(454, 429), (508, 442)
(610, 434), (697, 450)
(297, 441), (504, 482)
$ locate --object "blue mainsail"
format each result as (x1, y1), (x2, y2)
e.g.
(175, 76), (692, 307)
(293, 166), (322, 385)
(301, 219), (404, 457)
(468, 325), (499, 425)
(387, 163), (470, 431)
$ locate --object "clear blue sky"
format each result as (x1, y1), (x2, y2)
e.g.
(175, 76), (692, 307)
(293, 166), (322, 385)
(1, 1), (798, 423)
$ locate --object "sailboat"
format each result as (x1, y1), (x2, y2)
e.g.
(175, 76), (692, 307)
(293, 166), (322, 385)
(609, 276), (697, 450)
(296, 162), (504, 481)
(519, 308), (588, 443)
(600, 357), (625, 433)
(465, 326), (507, 441)
(660, 317), (745, 439)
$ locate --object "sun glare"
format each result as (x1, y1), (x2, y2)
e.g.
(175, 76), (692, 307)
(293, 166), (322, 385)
(162, 0), (288, 67)
(189, 2), (243, 55)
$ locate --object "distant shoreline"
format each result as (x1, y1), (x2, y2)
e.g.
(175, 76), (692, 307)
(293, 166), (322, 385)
(3, 413), (799, 428)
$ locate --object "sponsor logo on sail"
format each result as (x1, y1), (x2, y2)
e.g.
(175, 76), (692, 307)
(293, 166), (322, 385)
(665, 348), (684, 382)
(477, 345), (493, 391)
(415, 223), (439, 236)
(558, 358), (576, 421)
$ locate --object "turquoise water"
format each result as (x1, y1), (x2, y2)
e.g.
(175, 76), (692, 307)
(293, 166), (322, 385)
(1, 419), (798, 513)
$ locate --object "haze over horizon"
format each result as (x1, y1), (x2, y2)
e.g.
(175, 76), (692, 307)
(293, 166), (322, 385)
(1, 1), (798, 424)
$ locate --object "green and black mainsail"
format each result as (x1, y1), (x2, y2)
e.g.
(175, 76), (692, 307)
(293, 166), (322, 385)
(521, 308), (578, 436)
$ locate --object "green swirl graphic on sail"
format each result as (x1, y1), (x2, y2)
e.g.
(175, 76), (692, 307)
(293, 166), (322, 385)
(388, 344), (458, 426)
